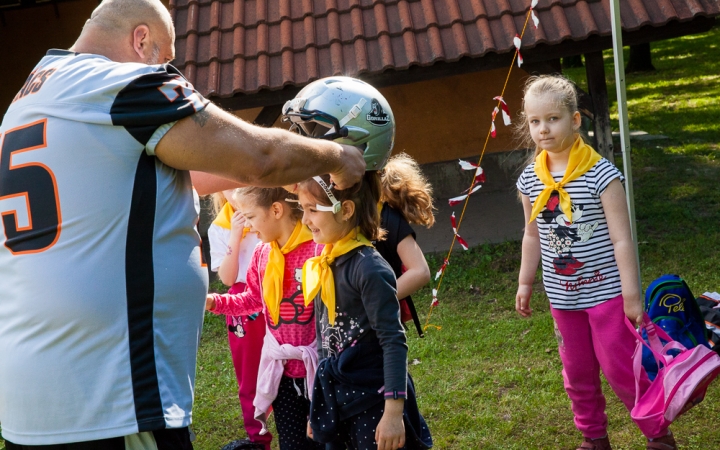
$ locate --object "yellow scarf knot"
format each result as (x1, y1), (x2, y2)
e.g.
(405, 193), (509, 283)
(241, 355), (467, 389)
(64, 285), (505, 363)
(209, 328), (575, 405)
(302, 229), (372, 325)
(528, 136), (601, 224)
(262, 221), (313, 325)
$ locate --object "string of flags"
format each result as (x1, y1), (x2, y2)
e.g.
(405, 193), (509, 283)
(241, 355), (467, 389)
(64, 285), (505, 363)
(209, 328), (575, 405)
(424, 0), (539, 332)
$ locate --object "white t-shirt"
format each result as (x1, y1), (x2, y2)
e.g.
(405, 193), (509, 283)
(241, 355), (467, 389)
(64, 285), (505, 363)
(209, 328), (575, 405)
(208, 222), (261, 284)
(517, 158), (625, 310)
(0, 50), (209, 444)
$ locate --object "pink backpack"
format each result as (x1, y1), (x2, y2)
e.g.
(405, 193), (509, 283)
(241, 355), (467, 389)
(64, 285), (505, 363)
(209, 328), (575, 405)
(626, 314), (720, 437)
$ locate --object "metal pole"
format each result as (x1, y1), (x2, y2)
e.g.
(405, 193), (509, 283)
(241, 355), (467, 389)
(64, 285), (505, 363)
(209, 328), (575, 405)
(609, 0), (641, 285)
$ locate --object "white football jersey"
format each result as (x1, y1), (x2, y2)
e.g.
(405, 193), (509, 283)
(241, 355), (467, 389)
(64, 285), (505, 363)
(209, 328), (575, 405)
(0, 50), (210, 444)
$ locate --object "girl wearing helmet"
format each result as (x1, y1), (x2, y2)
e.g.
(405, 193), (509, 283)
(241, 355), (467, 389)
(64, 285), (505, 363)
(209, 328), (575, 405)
(285, 77), (433, 450)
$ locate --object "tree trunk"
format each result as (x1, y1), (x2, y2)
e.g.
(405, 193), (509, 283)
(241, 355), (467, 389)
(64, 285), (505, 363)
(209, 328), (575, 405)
(626, 43), (655, 73)
(562, 55), (583, 69)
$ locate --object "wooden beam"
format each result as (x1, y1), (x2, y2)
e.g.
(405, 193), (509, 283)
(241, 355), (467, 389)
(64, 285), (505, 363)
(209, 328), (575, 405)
(584, 51), (613, 162)
(252, 104), (282, 127)
(209, 16), (715, 111)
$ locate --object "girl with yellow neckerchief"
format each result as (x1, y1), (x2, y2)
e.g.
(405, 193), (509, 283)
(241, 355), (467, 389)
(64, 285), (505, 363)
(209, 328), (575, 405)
(297, 173), (432, 450)
(515, 75), (677, 450)
(207, 187), (325, 450)
(207, 189), (268, 450)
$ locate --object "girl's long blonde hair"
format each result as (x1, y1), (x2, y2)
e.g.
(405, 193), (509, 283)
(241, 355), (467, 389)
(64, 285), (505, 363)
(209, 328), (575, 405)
(211, 192), (229, 215)
(379, 153), (435, 228)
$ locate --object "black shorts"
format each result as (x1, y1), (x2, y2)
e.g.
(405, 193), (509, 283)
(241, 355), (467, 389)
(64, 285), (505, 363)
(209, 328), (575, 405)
(5, 427), (193, 450)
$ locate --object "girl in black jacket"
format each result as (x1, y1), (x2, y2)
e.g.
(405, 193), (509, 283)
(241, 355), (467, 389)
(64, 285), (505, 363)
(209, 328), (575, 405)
(297, 173), (432, 450)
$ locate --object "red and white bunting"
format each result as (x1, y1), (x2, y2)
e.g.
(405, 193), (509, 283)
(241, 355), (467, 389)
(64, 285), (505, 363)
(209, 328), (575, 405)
(513, 34), (523, 67)
(491, 106), (499, 138)
(531, 9), (539, 28)
(459, 160), (486, 185)
(451, 212), (470, 250)
(493, 96), (512, 125)
(448, 184), (482, 206)
(530, 0), (539, 28)
(431, 288), (439, 306)
(458, 160), (478, 171)
(435, 258), (449, 281)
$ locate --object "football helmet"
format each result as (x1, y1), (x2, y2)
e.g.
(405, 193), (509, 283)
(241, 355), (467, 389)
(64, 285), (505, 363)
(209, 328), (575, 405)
(282, 76), (395, 171)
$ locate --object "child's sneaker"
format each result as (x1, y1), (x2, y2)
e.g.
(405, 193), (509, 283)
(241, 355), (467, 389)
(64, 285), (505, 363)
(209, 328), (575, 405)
(221, 439), (266, 450)
(646, 431), (678, 450)
(577, 436), (612, 450)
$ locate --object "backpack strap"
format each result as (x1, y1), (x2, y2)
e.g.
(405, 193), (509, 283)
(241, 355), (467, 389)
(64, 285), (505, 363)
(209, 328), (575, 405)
(403, 296), (424, 338)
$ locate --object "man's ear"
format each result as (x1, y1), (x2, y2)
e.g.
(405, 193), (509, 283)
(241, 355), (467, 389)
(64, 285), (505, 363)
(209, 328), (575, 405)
(132, 25), (150, 60)
(340, 200), (355, 222)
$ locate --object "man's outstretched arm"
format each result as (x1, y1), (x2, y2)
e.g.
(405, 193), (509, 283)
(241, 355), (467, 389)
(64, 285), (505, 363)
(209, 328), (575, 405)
(155, 104), (365, 190)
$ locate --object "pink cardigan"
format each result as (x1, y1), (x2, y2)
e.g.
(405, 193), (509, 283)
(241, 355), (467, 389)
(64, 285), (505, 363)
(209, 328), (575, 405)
(211, 240), (321, 378)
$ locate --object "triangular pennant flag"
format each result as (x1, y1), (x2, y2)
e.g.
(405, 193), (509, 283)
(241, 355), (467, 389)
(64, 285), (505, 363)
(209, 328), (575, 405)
(531, 9), (539, 28)
(431, 288), (439, 306)
(531, 0), (538, 7)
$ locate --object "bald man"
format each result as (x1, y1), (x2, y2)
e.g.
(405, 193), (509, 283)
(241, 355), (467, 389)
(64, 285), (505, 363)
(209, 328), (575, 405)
(0, 0), (364, 449)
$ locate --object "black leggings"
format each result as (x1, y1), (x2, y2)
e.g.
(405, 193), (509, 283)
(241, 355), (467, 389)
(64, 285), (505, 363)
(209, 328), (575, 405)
(325, 401), (408, 450)
(273, 376), (324, 450)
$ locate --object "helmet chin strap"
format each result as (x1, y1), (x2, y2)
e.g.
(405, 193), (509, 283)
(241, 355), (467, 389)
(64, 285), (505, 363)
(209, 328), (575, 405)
(312, 176), (342, 214)
(326, 98), (367, 135)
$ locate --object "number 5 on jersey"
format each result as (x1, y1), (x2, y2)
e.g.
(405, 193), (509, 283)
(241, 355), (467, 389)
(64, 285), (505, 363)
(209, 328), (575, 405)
(0, 119), (61, 254)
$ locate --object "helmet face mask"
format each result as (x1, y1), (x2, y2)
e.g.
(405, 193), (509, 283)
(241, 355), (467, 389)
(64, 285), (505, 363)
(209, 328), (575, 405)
(282, 76), (395, 171)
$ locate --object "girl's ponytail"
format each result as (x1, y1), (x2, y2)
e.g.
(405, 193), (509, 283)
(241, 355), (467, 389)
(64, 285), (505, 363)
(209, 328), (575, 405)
(380, 153), (435, 228)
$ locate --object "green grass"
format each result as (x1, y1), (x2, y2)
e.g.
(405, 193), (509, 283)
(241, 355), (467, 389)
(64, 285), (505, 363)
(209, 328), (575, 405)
(192, 26), (720, 449)
(3, 25), (720, 450)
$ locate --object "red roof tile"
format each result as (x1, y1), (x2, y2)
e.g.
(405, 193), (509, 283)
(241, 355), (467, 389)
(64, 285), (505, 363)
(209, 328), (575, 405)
(170, 0), (720, 101)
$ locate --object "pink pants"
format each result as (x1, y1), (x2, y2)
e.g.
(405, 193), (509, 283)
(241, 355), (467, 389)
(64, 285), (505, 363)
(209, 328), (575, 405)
(227, 282), (272, 449)
(551, 295), (668, 440)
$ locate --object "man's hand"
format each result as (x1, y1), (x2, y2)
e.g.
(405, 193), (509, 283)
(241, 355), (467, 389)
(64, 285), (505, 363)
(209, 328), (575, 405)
(329, 145), (365, 190)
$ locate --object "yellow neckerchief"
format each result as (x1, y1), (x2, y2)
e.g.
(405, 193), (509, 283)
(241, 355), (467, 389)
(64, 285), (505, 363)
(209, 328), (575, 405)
(212, 202), (250, 237)
(262, 221), (313, 325)
(302, 229), (372, 324)
(529, 136), (601, 224)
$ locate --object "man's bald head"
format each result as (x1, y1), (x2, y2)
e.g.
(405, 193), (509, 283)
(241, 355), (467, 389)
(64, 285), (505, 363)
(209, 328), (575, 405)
(71, 0), (175, 65)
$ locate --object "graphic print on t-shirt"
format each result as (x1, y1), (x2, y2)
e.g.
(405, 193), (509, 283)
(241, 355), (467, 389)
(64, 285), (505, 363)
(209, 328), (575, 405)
(319, 310), (365, 359)
(541, 192), (599, 276)
(269, 268), (314, 329)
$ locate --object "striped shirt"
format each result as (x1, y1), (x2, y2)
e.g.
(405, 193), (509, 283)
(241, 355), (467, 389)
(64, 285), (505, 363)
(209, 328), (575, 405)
(517, 158), (625, 310)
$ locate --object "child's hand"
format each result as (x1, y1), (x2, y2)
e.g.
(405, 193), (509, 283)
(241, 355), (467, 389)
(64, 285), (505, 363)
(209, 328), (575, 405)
(306, 420), (313, 440)
(205, 294), (216, 311)
(375, 399), (405, 450)
(516, 284), (533, 317)
(229, 210), (247, 242)
(623, 293), (644, 326)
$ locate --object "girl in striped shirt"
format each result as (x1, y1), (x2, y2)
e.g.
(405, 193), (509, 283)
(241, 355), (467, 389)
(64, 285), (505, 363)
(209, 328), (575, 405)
(514, 75), (677, 450)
